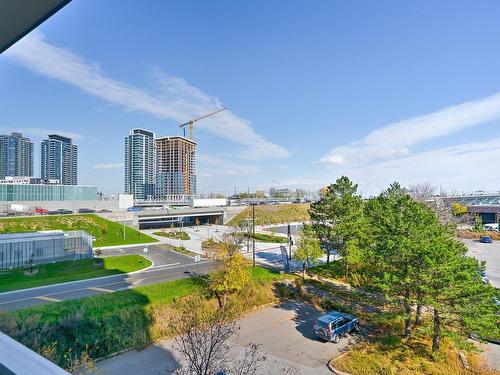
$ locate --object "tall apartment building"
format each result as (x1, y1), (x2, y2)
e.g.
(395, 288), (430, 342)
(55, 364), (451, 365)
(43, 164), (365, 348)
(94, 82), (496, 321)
(124, 129), (155, 200)
(0, 132), (34, 179)
(155, 136), (196, 197)
(40, 134), (78, 185)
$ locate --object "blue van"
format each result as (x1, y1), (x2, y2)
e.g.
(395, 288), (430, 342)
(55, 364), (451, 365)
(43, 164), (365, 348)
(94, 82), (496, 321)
(313, 311), (359, 343)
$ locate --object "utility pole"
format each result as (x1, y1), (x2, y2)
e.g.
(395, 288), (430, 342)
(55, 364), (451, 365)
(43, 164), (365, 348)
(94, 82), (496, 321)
(287, 223), (292, 261)
(252, 203), (256, 267)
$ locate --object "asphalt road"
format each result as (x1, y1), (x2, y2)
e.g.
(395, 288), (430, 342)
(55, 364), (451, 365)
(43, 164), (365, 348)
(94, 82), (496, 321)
(94, 301), (356, 375)
(0, 244), (214, 312)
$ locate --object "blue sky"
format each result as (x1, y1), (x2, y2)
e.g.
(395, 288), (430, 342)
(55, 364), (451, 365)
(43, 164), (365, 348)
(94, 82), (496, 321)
(2, 0), (500, 196)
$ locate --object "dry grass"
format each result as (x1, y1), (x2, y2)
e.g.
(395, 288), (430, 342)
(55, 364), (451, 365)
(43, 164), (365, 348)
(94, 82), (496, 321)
(334, 338), (499, 375)
(457, 229), (500, 240)
(227, 203), (310, 226)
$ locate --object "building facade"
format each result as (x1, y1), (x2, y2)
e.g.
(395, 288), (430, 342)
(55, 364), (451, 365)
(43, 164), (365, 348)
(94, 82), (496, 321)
(155, 136), (196, 197)
(124, 129), (155, 200)
(0, 132), (34, 179)
(41, 134), (78, 185)
(0, 230), (93, 269)
(0, 184), (97, 201)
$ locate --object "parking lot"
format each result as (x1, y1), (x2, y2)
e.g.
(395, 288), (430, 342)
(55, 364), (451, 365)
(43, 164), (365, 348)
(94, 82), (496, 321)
(95, 301), (358, 375)
(462, 238), (500, 287)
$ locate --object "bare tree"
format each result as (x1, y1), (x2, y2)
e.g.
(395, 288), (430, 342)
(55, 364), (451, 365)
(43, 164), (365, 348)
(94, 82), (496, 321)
(172, 296), (265, 375)
(407, 182), (455, 227)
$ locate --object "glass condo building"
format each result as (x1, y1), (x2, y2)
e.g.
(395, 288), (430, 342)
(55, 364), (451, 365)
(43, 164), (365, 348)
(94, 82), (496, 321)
(0, 132), (34, 179)
(41, 134), (78, 185)
(124, 129), (156, 200)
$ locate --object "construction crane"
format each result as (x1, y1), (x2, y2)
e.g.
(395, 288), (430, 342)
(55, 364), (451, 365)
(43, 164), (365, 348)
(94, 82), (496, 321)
(179, 107), (227, 141)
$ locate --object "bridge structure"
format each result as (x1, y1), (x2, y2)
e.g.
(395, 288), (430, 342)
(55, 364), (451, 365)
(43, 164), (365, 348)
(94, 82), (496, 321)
(135, 207), (227, 229)
(442, 193), (500, 206)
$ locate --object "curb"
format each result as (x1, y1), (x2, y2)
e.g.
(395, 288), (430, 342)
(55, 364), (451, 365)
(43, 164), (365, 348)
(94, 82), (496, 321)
(97, 242), (159, 250)
(327, 352), (352, 375)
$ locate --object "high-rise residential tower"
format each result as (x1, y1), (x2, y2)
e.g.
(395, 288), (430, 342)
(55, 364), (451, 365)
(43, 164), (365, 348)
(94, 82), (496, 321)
(124, 129), (156, 200)
(0, 132), (34, 179)
(155, 136), (196, 197)
(40, 134), (78, 185)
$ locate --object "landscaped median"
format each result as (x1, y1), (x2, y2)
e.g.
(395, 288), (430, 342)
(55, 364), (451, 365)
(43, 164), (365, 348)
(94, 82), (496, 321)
(153, 230), (191, 240)
(0, 255), (151, 292)
(0, 214), (157, 247)
(0, 267), (290, 371)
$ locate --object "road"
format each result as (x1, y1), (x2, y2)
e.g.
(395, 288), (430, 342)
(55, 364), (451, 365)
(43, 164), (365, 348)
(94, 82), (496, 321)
(94, 301), (356, 375)
(0, 244), (214, 312)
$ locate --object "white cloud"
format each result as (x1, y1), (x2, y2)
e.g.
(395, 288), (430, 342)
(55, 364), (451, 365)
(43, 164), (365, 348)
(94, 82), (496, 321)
(198, 154), (261, 176)
(316, 137), (500, 196)
(320, 91), (500, 164)
(6, 31), (289, 160)
(93, 163), (124, 170)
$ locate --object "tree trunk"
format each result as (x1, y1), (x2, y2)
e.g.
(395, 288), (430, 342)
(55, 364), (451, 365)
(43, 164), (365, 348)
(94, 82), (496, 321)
(432, 308), (440, 352)
(404, 289), (412, 339)
(215, 292), (223, 309)
(415, 289), (423, 326)
(302, 262), (306, 279)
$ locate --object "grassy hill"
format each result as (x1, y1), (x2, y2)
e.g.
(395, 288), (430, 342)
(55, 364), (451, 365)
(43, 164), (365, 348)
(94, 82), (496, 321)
(227, 203), (310, 226)
(0, 214), (157, 247)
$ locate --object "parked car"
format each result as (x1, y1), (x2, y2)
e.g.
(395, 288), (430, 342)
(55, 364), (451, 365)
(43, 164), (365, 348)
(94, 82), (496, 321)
(98, 209), (112, 213)
(127, 207), (142, 212)
(313, 311), (359, 343)
(478, 270), (490, 284)
(480, 235), (493, 243)
(78, 208), (95, 213)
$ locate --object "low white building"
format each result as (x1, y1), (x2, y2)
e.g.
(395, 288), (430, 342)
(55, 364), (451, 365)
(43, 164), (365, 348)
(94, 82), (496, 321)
(0, 230), (93, 269)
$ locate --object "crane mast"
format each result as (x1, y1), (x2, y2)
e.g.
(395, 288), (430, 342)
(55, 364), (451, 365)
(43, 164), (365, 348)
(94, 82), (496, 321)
(178, 107), (227, 195)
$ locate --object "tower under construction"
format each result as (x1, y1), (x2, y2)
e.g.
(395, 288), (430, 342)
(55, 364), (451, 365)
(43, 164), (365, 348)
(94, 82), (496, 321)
(155, 136), (196, 197)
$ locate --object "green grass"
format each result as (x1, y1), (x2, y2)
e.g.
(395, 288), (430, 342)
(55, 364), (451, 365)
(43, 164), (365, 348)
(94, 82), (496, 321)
(227, 203), (310, 226)
(0, 255), (151, 292)
(0, 266), (292, 369)
(153, 230), (191, 240)
(14, 277), (202, 324)
(248, 232), (288, 243)
(0, 214), (157, 247)
(308, 260), (344, 280)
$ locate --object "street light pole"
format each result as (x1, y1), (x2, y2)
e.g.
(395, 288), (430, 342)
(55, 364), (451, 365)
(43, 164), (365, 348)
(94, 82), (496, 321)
(252, 203), (256, 267)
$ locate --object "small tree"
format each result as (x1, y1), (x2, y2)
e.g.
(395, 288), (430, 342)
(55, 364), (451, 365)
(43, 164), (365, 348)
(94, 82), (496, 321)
(422, 238), (496, 352)
(451, 202), (468, 216)
(473, 214), (483, 233)
(27, 253), (35, 274)
(309, 176), (365, 274)
(209, 232), (251, 308)
(172, 296), (266, 375)
(293, 225), (323, 278)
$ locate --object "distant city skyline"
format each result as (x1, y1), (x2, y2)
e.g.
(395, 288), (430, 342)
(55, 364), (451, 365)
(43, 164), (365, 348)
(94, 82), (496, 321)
(2, 1), (500, 196)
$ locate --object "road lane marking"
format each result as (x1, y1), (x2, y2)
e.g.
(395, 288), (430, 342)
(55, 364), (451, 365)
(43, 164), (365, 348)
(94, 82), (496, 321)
(88, 287), (114, 293)
(35, 295), (61, 302)
(0, 262), (215, 308)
